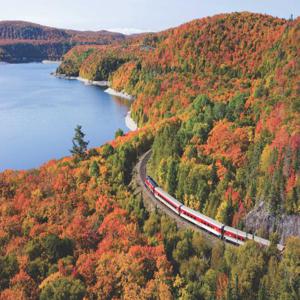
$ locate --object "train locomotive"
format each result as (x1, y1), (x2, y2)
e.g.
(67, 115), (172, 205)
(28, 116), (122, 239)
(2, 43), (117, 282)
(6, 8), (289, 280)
(144, 175), (284, 251)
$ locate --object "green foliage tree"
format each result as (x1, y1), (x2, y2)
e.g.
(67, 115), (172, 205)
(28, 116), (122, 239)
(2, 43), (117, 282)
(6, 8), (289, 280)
(230, 241), (266, 299)
(210, 161), (219, 189)
(42, 234), (74, 263)
(70, 125), (89, 160)
(277, 237), (300, 299)
(115, 128), (124, 138)
(26, 257), (49, 282)
(0, 254), (19, 290)
(101, 143), (114, 158)
(167, 158), (178, 195)
(40, 277), (86, 300)
(89, 161), (100, 178)
(143, 211), (161, 236)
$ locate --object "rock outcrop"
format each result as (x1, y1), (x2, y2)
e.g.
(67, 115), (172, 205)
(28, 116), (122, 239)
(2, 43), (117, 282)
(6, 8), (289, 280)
(245, 201), (300, 244)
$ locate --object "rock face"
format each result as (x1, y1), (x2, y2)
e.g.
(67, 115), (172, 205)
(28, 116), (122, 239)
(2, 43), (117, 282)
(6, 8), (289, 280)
(0, 21), (126, 63)
(245, 201), (300, 244)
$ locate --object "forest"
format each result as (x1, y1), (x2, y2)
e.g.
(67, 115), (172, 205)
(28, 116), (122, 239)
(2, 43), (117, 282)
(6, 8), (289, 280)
(0, 21), (126, 63)
(0, 126), (299, 299)
(0, 12), (299, 299)
(57, 12), (300, 239)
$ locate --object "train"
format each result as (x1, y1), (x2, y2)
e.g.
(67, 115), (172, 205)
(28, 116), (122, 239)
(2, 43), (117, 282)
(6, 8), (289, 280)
(144, 175), (284, 251)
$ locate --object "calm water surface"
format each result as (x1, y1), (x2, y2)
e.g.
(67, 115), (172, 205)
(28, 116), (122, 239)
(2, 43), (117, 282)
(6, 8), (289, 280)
(0, 63), (129, 171)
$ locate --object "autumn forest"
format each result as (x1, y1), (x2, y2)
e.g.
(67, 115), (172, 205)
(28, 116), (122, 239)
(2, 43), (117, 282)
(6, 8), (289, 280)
(0, 12), (299, 300)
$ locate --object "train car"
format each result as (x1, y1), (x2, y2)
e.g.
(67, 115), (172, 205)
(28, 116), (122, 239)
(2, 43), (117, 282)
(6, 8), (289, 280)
(144, 176), (158, 193)
(180, 205), (224, 237)
(154, 187), (182, 215)
(252, 235), (285, 252)
(223, 226), (248, 245)
(144, 174), (285, 252)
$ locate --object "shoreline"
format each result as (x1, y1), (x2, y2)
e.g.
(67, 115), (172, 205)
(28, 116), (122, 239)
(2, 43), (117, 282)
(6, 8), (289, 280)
(54, 73), (109, 87)
(54, 73), (137, 131)
(77, 76), (109, 87)
(104, 87), (134, 101)
(125, 111), (138, 131)
(104, 87), (138, 131)
(42, 60), (62, 64)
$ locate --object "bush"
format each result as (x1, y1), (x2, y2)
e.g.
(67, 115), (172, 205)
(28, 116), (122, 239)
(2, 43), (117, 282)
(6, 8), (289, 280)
(0, 254), (19, 290)
(42, 234), (74, 263)
(40, 277), (86, 300)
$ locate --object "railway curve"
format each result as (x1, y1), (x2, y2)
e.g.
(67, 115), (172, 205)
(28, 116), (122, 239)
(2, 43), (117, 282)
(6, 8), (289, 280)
(134, 149), (284, 251)
(134, 149), (228, 247)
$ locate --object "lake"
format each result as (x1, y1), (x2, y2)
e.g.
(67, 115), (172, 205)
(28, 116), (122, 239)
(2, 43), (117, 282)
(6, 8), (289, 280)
(0, 63), (130, 171)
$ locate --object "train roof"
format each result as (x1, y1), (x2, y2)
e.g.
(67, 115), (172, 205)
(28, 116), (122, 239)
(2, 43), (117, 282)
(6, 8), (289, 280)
(223, 225), (248, 238)
(253, 235), (270, 246)
(155, 187), (183, 207)
(181, 205), (224, 228)
(146, 176), (158, 187)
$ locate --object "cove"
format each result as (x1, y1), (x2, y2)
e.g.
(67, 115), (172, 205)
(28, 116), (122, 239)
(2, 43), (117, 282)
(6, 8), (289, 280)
(0, 63), (130, 171)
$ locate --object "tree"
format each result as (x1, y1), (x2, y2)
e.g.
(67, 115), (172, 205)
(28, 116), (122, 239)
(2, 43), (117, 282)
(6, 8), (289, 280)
(90, 161), (100, 178)
(70, 125), (89, 160)
(231, 241), (266, 299)
(101, 144), (114, 158)
(167, 158), (178, 195)
(42, 234), (74, 263)
(278, 237), (300, 299)
(0, 255), (19, 290)
(40, 277), (86, 300)
(210, 161), (219, 189)
(115, 128), (124, 138)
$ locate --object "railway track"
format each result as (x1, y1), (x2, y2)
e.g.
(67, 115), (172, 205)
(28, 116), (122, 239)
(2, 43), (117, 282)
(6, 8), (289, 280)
(134, 149), (228, 247)
(134, 149), (284, 251)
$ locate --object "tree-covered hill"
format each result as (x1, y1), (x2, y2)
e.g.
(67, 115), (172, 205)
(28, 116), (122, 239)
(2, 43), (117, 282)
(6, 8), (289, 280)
(0, 21), (126, 63)
(0, 126), (299, 299)
(57, 12), (300, 240)
(1, 12), (300, 299)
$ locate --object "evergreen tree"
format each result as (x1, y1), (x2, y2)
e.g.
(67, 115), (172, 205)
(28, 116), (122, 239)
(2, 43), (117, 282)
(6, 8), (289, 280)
(167, 159), (178, 195)
(258, 281), (267, 300)
(233, 274), (240, 300)
(90, 161), (100, 178)
(211, 161), (219, 189)
(70, 125), (89, 160)
(226, 278), (233, 300)
(115, 128), (124, 138)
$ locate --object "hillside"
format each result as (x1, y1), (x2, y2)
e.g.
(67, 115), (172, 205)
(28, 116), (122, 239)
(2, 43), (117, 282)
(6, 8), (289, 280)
(0, 21), (126, 63)
(0, 124), (299, 299)
(57, 12), (300, 240)
(1, 12), (300, 299)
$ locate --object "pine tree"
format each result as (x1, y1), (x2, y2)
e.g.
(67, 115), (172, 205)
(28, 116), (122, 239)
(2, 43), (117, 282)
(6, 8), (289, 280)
(211, 161), (219, 189)
(258, 281), (267, 300)
(226, 279), (233, 300)
(70, 125), (89, 160)
(90, 161), (100, 178)
(233, 274), (240, 300)
(167, 159), (178, 195)
(115, 128), (124, 138)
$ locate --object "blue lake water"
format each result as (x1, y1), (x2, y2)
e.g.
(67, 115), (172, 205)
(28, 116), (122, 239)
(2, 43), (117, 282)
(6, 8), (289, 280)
(0, 63), (129, 171)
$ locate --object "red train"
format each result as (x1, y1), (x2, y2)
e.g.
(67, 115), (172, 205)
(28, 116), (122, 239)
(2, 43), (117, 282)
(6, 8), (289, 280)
(144, 176), (284, 251)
